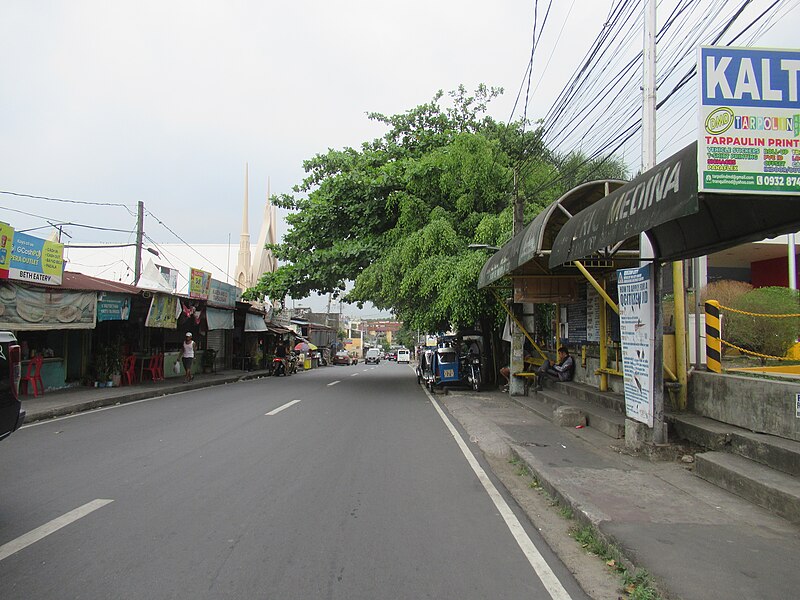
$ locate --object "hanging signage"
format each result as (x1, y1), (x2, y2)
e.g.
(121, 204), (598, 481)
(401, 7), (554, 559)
(0, 223), (13, 279)
(208, 279), (239, 308)
(0, 282), (96, 330)
(699, 46), (800, 194)
(617, 265), (655, 427)
(8, 231), (64, 286)
(97, 293), (132, 322)
(586, 286), (600, 343)
(189, 267), (211, 299)
(145, 293), (178, 329)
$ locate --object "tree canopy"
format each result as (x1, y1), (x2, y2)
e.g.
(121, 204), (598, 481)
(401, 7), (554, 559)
(245, 85), (627, 331)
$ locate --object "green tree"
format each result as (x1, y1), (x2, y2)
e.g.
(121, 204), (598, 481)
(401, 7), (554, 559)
(246, 85), (627, 333)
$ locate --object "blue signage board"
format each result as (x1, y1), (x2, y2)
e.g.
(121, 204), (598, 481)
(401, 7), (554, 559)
(8, 231), (64, 285)
(699, 46), (800, 194)
(97, 293), (132, 322)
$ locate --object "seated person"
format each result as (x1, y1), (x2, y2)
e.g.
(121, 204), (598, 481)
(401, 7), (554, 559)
(536, 347), (574, 390)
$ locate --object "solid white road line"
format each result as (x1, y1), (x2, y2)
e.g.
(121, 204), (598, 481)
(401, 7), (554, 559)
(425, 389), (573, 600)
(265, 399), (301, 416)
(0, 499), (114, 563)
(327, 381), (340, 387)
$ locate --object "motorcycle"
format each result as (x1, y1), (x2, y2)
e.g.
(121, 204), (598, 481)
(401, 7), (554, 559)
(272, 356), (287, 376)
(287, 353), (298, 374)
(463, 352), (482, 391)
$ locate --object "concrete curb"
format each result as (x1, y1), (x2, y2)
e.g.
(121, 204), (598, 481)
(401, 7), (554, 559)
(23, 370), (277, 424)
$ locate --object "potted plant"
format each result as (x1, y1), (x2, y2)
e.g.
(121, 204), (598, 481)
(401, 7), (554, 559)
(93, 343), (123, 387)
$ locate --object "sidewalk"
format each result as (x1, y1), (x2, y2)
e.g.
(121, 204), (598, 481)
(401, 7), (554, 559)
(439, 388), (800, 600)
(20, 368), (272, 423)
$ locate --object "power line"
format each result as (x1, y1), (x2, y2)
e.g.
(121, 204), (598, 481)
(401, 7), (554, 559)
(0, 189), (133, 208)
(0, 205), (135, 234)
(142, 212), (228, 276)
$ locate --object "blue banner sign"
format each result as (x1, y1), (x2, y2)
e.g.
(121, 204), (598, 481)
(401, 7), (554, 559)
(97, 293), (132, 322)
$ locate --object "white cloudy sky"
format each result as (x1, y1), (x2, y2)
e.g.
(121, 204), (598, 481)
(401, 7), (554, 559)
(1, 0), (796, 289)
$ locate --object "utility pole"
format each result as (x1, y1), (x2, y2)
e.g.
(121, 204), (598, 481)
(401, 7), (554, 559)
(134, 200), (144, 285)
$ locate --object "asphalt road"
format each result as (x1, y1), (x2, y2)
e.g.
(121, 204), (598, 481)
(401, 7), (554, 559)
(0, 362), (590, 599)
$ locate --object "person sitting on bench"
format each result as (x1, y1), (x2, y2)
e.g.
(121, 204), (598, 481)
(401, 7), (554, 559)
(536, 347), (574, 390)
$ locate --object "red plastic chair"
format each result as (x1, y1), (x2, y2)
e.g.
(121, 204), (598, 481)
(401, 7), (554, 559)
(20, 355), (44, 397)
(141, 353), (164, 382)
(121, 355), (137, 386)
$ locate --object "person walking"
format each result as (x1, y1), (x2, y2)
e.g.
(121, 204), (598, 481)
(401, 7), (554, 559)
(182, 332), (196, 383)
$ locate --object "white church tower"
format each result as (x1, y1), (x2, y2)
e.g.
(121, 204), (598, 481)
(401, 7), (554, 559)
(235, 163), (253, 291)
(251, 176), (279, 285)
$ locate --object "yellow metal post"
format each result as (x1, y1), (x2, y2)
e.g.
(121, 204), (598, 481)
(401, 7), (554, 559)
(599, 279), (608, 392)
(672, 261), (688, 410)
(705, 300), (722, 373)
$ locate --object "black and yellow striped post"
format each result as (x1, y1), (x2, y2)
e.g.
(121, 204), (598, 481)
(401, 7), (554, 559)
(705, 300), (722, 373)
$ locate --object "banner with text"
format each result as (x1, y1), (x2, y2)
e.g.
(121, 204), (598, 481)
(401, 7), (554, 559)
(699, 46), (800, 194)
(618, 265), (655, 427)
(8, 231), (64, 285)
(0, 223), (13, 279)
(189, 268), (211, 299)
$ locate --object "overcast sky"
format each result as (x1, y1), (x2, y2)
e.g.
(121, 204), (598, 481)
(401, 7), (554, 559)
(1, 1), (796, 275)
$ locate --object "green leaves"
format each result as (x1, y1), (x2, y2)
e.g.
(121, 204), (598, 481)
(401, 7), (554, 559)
(246, 84), (628, 331)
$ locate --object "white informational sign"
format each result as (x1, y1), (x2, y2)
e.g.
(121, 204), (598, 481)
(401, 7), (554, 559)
(617, 265), (655, 427)
(586, 286), (600, 343)
(699, 46), (800, 195)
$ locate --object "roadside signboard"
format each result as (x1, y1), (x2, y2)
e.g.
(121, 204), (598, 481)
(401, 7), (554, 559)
(699, 46), (800, 194)
(618, 265), (655, 427)
(189, 267), (211, 299)
(8, 231), (64, 286)
(0, 223), (13, 279)
(208, 279), (240, 308)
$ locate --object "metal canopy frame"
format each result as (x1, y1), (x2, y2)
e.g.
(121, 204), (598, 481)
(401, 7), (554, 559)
(478, 180), (628, 289)
(549, 142), (800, 269)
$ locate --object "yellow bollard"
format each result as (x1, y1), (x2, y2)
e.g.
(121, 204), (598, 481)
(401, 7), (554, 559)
(705, 300), (722, 373)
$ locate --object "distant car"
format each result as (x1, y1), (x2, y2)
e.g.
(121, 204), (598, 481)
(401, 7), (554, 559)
(387, 351), (397, 361)
(396, 348), (410, 363)
(365, 348), (381, 364)
(333, 351), (354, 366)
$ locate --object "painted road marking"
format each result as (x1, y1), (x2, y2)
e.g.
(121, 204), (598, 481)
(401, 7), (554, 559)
(0, 499), (114, 563)
(327, 380), (340, 386)
(265, 399), (301, 416)
(425, 389), (572, 600)
(350, 373), (359, 377)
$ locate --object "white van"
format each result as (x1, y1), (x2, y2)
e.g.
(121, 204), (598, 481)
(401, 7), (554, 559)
(396, 348), (410, 364)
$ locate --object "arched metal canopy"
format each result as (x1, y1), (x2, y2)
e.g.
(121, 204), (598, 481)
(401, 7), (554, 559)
(477, 179), (627, 289)
(549, 142), (800, 268)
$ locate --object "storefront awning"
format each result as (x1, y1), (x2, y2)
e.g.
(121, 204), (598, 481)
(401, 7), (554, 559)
(477, 180), (626, 288)
(206, 307), (234, 330)
(244, 312), (268, 332)
(266, 324), (293, 335)
(549, 142), (800, 267)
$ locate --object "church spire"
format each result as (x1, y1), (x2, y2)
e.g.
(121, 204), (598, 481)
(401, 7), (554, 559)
(235, 163), (252, 290)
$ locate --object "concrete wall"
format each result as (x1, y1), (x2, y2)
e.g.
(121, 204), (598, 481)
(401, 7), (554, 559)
(689, 371), (800, 442)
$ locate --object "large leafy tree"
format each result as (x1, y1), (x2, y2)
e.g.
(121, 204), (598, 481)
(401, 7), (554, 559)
(246, 86), (627, 331)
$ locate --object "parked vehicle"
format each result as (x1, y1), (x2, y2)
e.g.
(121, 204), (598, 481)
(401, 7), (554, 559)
(387, 351), (397, 361)
(417, 337), (461, 392)
(0, 331), (23, 442)
(333, 350), (355, 366)
(272, 353), (298, 376)
(396, 348), (410, 364)
(365, 348), (381, 364)
(272, 355), (287, 376)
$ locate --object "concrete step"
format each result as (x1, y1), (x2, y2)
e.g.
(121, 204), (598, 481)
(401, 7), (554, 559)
(512, 389), (626, 439)
(548, 379), (626, 414)
(668, 413), (734, 450)
(731, 430), (800, 478)
(669, 414), (800, 476)
(695, 451), (800, 524)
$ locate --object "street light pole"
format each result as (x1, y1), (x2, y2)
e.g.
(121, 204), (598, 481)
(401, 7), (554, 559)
(134, 200), (144, 285)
